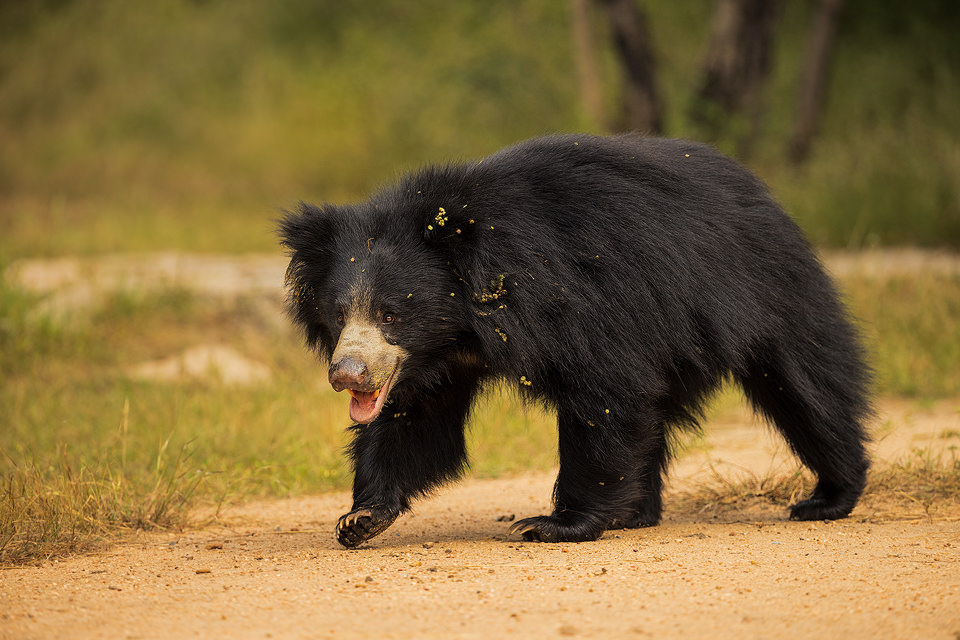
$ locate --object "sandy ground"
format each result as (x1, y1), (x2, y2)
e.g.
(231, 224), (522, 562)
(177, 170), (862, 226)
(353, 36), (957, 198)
(2, 398), (958, 640)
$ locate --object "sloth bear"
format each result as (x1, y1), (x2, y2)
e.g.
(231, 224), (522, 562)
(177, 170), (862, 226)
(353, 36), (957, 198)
(279, 134), (871, 548)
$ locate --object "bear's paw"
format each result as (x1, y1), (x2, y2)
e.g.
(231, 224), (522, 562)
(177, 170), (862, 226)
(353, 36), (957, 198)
(335, 507), (399, 548)
(508, 514), (605, 543)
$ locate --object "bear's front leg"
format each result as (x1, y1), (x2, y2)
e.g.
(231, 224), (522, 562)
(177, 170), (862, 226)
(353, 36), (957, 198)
(336, 374), (480, 548)
(510, 406), (649, 543)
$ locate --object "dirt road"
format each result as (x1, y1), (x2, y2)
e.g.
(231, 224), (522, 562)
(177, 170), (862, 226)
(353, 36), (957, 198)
(2, 399), (958, 640)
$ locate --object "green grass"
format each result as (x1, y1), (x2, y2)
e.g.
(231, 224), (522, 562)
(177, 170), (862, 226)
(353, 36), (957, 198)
(3, 271), (960, 563)
(844, 273), (960, 397)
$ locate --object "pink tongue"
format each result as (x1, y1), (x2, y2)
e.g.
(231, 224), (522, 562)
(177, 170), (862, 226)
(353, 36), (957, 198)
(349, 390), (380, 424)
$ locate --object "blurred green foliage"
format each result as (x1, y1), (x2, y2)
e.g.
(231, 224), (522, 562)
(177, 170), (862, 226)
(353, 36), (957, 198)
(1, 0), (958, 256)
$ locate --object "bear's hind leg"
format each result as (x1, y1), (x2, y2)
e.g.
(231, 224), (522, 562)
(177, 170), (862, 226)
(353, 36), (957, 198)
(737, 359), (869, 521)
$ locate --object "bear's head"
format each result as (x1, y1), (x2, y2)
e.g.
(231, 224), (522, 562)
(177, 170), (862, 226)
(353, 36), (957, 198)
(278, 173), (492, 424)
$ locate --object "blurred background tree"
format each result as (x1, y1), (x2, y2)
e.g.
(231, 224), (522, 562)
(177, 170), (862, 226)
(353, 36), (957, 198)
(0, 0), (957, 256)
(595, 0), (664, 134)
(686, 0), (783, 159)
(788, 0), (845, 164)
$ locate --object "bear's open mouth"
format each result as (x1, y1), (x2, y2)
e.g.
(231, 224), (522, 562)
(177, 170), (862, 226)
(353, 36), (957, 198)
(346, 366), (398, 424)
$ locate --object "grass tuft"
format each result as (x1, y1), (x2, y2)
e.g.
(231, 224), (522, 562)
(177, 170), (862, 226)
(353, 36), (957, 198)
(670, 450), (960, 523)
(670, 466), (815, 522)
(862, 449), (960, 519)
(0, 441), (207, 565)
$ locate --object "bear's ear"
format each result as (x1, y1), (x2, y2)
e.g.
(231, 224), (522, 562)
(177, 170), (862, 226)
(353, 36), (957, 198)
(277, 201), (338, 265)
(277, 201), (341, 295)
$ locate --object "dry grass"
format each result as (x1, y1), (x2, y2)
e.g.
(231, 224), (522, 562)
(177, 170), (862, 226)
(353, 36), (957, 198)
(861, 451), (960, 520)
(669, 451), (960, 523)
(0, 440), (209, 565)
(669, 465), (814, 523)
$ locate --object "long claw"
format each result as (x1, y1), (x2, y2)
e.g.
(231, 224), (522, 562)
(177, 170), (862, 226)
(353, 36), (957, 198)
(508, 517), (554, 542)
(335, 508), (398, 548)
(506, 514), (604, 543)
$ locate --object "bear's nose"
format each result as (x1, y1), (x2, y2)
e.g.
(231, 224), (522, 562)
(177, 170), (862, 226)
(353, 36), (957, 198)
(329, 357), (369, 392)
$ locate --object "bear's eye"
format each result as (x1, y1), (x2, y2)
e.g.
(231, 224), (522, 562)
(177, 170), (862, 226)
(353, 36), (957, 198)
(335, 311), (345, 326)
(381, 312), (395, 325)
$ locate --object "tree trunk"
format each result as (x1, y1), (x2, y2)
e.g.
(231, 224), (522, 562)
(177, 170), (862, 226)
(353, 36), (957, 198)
(690, 0), (781, 155)
(598, 0), (663, 134)
(788, 0), (846, 164)
(570, 0), (606, 129)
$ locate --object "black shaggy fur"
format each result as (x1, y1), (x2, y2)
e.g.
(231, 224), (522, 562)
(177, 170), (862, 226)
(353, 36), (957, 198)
(279, 134), (872, 547)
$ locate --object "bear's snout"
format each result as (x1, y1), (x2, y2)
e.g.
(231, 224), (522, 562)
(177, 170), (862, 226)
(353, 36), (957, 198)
(329, 356), (370, 392)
